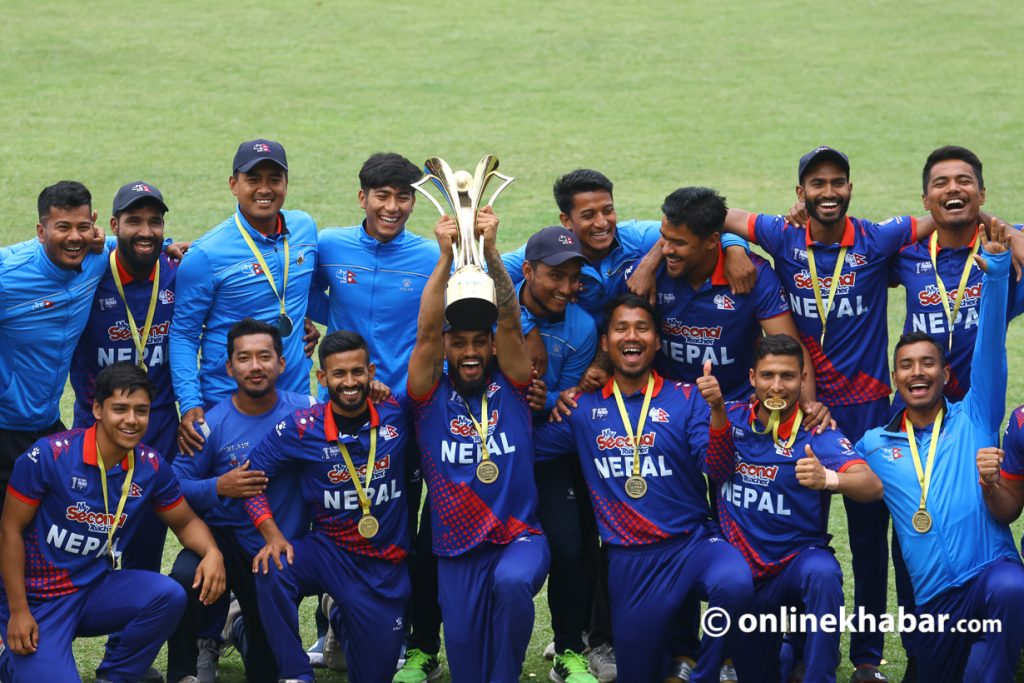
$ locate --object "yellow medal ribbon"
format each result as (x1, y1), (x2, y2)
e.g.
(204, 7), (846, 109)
(928, 231), (981, 351)
(806, 244), (848, 347)
(750, 404), (804, 449)
(108, 251), (160, 371)
(904, 408), (944, 517)
(95, 445), (135, 569)
(611, 374), (655, 480)
(335, 427), (378, 520)
(234, 214), (290, 321)
(461, 393), (491, 462)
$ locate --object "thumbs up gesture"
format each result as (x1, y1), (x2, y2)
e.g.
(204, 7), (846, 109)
(696, 360), (723, 410)
(796, 443), (827, 490)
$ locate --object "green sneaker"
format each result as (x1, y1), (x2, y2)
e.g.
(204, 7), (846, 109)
(393, 648), (442, 683)
(550, 650), (599, 683)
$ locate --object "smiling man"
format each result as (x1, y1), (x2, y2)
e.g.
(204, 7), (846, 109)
(171, 139), (319, 457)
(0, 181), (110, 507)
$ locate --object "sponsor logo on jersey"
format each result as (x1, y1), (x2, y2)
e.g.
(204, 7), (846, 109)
(917, 282), (981, 307)
(379, 424), (400, 441)
(595, 428), (656, 456)
(714, 294), (735, 311)
(107, 319), (171, 343)
(915, 261), (934, 274)
(69, 475), (87, 491)
(335, 268), (358, 284)
(401, 278), (413, 292)
(486, 382), (500, 398)
(881, 446), (903, 463)
(27, 447), (40, 463)
(591, 407), (608, 420)
(736, 460), (779, 486)
(657, 292), (676, 305)
(159, 288), (174, 304)
(32, 300), (56, 311)
(99, 297), (119, 311)
(648, 407), (670, 423)
(326, 454), (392, 484)
(129, 482), (144, 498)
(66, 501), (127, 533)
(661, 318), (722, 346)
(251, 262), (264, 276)
(774, 443), (795, 458)
(449, 410), (498, 439)
(793, 270), (857, 295)
(276, 420), (287, 436)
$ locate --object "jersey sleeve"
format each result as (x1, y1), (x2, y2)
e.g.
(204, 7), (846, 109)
(704, 421), (735, 485)
(170, 434), (220, 513)
(242, 422), (294, 526)
(964, 249), (1010, 432)
(873, 216), (918, 256)
(306, 273), (329, 326)
(685, 387), (712, 467)
(551, 317), (599, 411)
(502, 246), (527, 286)
(753, 260), (790, 320)
(813, 430), (865, 473)
(6, 438), (53, 505)
(170, 246), (215, 414)
(1001, 407), (1024, 479)
(747, 214), (787, 256)
(533, 416), (577, 459)
(149, 455), (186, 512)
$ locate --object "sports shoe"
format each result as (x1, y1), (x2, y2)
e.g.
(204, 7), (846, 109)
(587, 643), (617, 683)
(306, 635), (326, 668)
(550, 650), (598, 682)
(140, 667), (166, 683)
(720, 659), (738, 683)
(665, 656), (696, 682)
(221, 596), (242, 650)
(544, 641), (556, 661)
(196, 638), (220, 683)
(849, 665), (889, 682)
(392, 648), (442, 682)
(177, 678), (200, 683)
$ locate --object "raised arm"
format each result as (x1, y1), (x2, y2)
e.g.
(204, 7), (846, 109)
(480, 207), (532, 385)
(965, 223), (1011, 432)
(407, 216), (458, 397)
(724, 208), (758, 242)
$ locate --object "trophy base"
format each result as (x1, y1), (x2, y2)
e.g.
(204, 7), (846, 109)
(445, 297), (498, 332)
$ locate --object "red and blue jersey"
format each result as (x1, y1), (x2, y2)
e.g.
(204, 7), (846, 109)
(706, 402), (862, 580)
(410, 370), (542, 557)
(4, 426), (183, 600)
(534, 372), (714, 547)
(173, 390), (314, 557)
(748, 214), (917, 406)
(634, 249), (788, 401)
(1000, 405), (1024, 551)
(245, 398), (411, 564)
(891, 228), (1024, 401)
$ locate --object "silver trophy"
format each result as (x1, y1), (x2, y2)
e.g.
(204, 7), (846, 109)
(412, 156), (515, 330)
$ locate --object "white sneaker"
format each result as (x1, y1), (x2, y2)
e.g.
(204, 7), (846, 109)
(220, 597), (242, 650)
(306, 635), (326, 668)
(177, 678), (200, 683)
(587, 643), (617, 683)
(720, 659), (738, 683)
(544, 641), (556, 661)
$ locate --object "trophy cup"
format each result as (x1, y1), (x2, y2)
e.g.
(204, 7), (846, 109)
(412, 156), (515, 330)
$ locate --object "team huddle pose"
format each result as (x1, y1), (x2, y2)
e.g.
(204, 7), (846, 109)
(1, 140), (1023, 683)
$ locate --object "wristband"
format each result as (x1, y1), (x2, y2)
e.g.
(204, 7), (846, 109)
(824, 469), (840, 491)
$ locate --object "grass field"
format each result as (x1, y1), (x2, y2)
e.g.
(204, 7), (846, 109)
(3, 0), (1024, 680)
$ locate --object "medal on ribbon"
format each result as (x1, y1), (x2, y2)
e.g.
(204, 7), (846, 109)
(234, 214), (293, 336)
(805, 243), (848, 348)
(96, 443), (135, 569)
(928, 231), (981, 351)
(461, 393), (498, 483)
(333, 417), (380, 539)
(612, 374), (655, 499)
(109, 251), (160, 371)
(750, 398), (803, 448)
(904, 408), (944, 534)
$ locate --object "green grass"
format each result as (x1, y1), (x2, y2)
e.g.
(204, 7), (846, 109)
(3, 0), (1024, 680)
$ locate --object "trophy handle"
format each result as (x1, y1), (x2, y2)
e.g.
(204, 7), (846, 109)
(410, 174), (449, 217)
(484, 171), (515, 208)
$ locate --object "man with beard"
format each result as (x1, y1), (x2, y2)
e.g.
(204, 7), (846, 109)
(245, 329), (413, 683)
(167, 319), (313, 683)
(719, 147), (939, 681)
(407, 208), (549, 682)
(533, 294), (755, 683)
(0, 182), (108, 506)
(172, 139), (319, 457)
(858, 223), (1024, 683)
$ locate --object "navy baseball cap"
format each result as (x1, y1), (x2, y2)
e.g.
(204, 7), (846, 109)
(525, 226), (590, 267)
(112, 181), (168, 214)
(233, 139), (288, 173)
(797, 146), (850, 182)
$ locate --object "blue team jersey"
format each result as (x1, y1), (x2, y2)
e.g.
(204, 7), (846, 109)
(172, 390), (314, 557)
(891, 227), (1024, 401)
(517, 281), (598, 418)
(170, 209), (317, 413)
(71, 252), (178, 421)
(706, 402), (862, 579)
(638, 249), (788, 401)
(534, 373), (714, 546)
(0, 242), (109, 430)
(309, 224), (440, 390)
(410, 370), (542, 557)
(858, 249), (1019, 605)
(749, 214), (918, 407)
(4, 427), (183, 600)
(245, 398), (411, 564)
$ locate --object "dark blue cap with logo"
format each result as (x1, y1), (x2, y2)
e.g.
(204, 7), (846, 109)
(798, 146), (850, 182)
(525, 226), (591, 266)
(233, 139), (288, 173)
(112, 181), (168, 214)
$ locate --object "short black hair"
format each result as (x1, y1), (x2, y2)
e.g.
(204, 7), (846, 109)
(227, 318), (283, 358)
(603, 293), (658, 333)
(38, 181), (92, 220)
(922, 146), (984, 194)
(893, 331), (947, 367)
(553, 169), (613, 215)
(754, 334), (804, 369)
(94, 363), (155, 404)
(661, 187), (728, 240)
(359, 153), (423, 193)
(319, 330), (370, 366)
(113, 197), (168, 220)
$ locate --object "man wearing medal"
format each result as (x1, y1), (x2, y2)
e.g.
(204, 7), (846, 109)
(0, 363), (226, 683)
(171, 138), (320, 456)
(858, 221), (1024, 683)
(407, 205), (549, 683)
(534, 293), (755, 683)
(244, 330), (413, 683)
(698, 335), (883, 683)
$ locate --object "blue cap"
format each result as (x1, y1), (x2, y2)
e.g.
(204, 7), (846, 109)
(798, 146), (849, 182)
(525, 226), (590, 266)
(233, 139), (288, 174)
(112, 181), (168, 214)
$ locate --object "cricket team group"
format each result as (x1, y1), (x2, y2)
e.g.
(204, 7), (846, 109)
(1, 139), (1023, 683)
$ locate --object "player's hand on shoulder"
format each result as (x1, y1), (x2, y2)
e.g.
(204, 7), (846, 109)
(216, 461), (268, 499)
(166, 241), (191, 260)
(722, 245), (756, 295)
(550, 387), (581, 423)
(785, 201), (808, 228)
(369, 379), (392, 403)
(800, 401), (835, 434)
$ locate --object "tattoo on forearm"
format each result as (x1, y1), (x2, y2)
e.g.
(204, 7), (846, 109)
(486, 249), (518, 321)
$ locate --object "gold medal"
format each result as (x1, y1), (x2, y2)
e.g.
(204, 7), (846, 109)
(235, 213), (292, 338)
(911, 508), (932, 534)
(358, 513), (380, 539)
(763, 397), (787, 411)
(929, 231), (981, 350)
(750, 399), (803, 449)
(624, 475), (648, 499)
(805, 242), (848, 347)
(476, 459), (500, 484)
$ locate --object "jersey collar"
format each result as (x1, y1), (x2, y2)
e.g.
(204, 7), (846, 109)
(323, 399), (380, 441)
(749, 399), (801, 441)
(932, 225), (980, 253)
(601, 370), (664, 399)
(805, 217), (855, 248)
(113, 249), (157, 284)
(235, 207), (287, 239)
(82, 426), (131, 471)
(709, 243), (729, 286)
